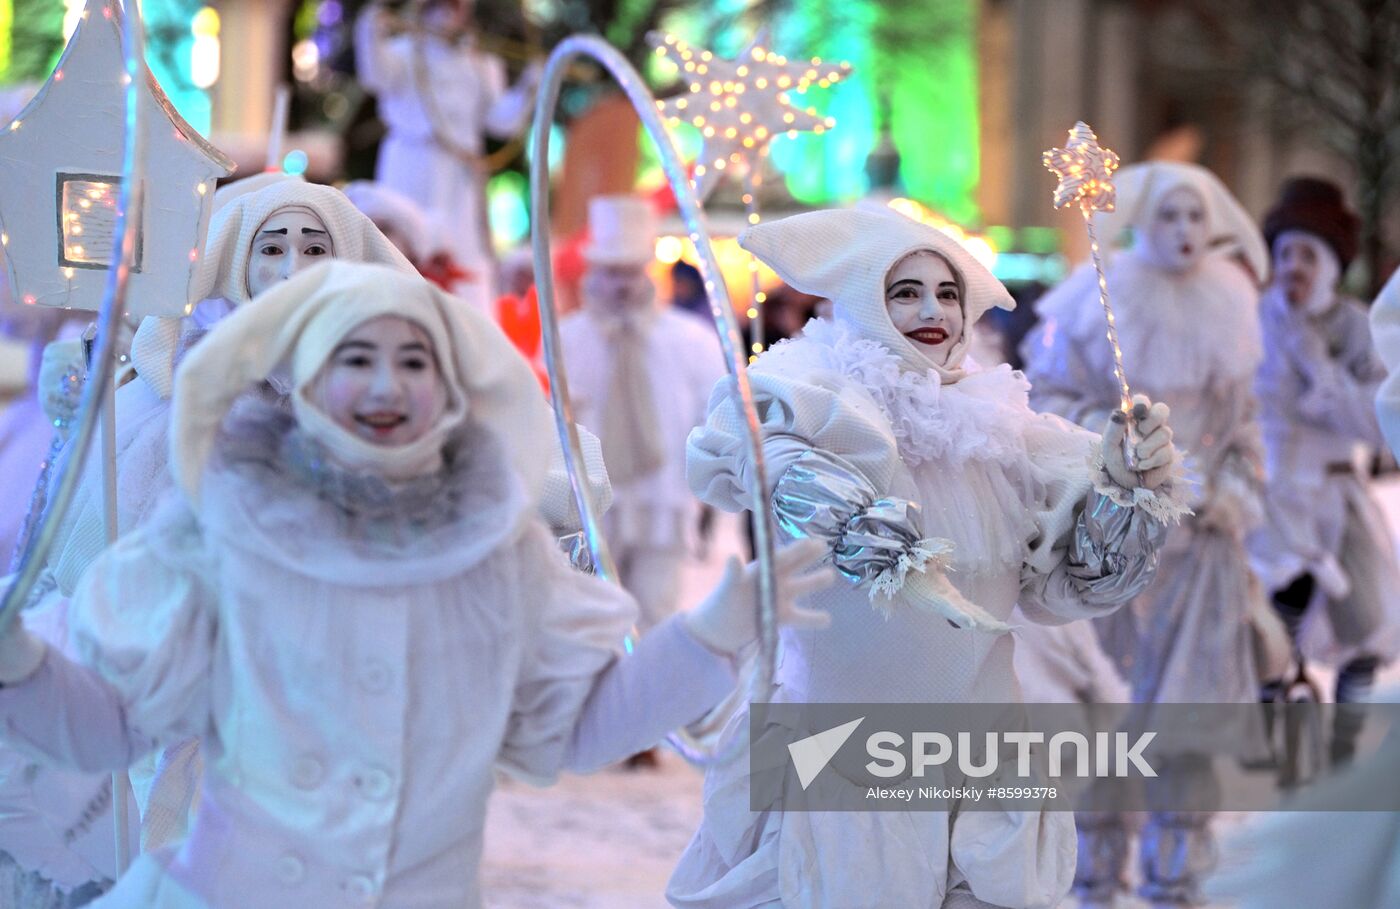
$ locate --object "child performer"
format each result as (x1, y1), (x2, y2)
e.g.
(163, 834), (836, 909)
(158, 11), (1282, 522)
(0, 261), (832, 907)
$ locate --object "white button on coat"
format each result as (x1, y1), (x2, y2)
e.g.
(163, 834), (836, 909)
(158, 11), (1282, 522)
(344, 874), (375, 902)
(275, 853), (306, 886)
(291, 755), (323, 790)
(357, 767), (393, 801)
(52, 429), (639, 906)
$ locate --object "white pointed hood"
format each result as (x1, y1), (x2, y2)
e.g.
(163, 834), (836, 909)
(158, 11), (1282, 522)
(739, 208), (1015, 383)
(1096, 161), (1269, 283)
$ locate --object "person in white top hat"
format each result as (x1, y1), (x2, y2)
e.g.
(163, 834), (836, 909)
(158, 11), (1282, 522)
(559, 195), (727, 632)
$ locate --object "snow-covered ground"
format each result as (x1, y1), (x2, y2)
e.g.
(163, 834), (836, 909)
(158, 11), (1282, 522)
(482, 753), (702, 909)
(480, 497), (1400, 908)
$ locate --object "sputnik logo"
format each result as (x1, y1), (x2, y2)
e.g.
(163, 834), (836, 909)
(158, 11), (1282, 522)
(787, 717), (864, 790)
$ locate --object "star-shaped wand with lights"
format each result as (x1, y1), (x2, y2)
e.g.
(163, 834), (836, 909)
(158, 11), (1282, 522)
(1043, 121), (1137, 424)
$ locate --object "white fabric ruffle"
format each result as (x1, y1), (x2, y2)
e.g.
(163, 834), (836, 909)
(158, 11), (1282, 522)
(1034, 248), (1263, 393)
(786, 318), (1034, 470)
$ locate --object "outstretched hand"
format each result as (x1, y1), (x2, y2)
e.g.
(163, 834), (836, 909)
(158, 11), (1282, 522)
(682, 538), (835, 657)
(38, 338), (86, 442)
(1101, 393), (1177, 490)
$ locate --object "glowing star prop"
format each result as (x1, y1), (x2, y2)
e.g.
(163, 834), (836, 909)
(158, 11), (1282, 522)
(0, 0), (234, 320)
(648, 31), (851, 202)
(1043, 121), (1136, 424)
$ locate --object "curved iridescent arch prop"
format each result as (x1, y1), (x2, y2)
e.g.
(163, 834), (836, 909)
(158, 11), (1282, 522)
(0, 7), (146, 636)
(528, 35), (778, 765)
(0, 0), (147, 875)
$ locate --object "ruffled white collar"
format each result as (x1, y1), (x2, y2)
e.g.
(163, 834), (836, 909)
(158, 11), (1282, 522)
(791, 318), (1034, 469)
(1037, 249), (1263, 391)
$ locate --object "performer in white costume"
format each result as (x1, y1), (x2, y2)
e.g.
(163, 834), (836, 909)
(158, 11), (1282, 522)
(668, 208), (1184, 909)
(1022, 161), (1271, 907)
(355, 0), (540, 309)
(1250, 176), (1400, 762)
(559, 196), (726, 630)
(1208, 255), (1400, 909)
(0, 182), (419, 908)
(0, 261), (833, 908)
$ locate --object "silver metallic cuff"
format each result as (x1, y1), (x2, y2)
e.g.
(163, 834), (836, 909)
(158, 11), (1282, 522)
(772, 449), (945, 592)
(1064, 490), (1168, 604)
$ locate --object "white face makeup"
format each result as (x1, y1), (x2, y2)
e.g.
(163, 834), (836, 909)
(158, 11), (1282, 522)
(311, 316), (449, 447)
(1272, 229), (1340, 315)
(885, 251), (964, 367)
(1144, 186), (1208, 273)
(581, 262), (654, 314)
(247, 207), (335, 298)
(423, 0), (474, 34)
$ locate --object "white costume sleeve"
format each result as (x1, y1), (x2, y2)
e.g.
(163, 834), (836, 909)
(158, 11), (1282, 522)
(1018, 413), (1174, 624)
(353, 7), (410, 94)
(687, 360), (905, 514)
(482, 54), (533, 139)
(1021, 268), (1121, 431)
(1260, 298), (1385, 449)
(499, 524), (735, 782)
(67, 502), (218, 751)
(1309, 303), (1387, 445)
(0, 503), (217, 772)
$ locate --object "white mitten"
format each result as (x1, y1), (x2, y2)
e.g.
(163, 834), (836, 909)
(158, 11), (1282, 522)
(38, 338), (87, 442)
(1101, 393), (1177, 490)
(0, 623), (44, 686)
(682, 538), (834, 656)
(518, 59), (545, 92)
(902, 567), (1010, 633)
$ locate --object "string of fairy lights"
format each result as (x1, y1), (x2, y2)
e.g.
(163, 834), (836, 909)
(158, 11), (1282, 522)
(1042, 121), (1132, 415)
(650, 31), (851, 358)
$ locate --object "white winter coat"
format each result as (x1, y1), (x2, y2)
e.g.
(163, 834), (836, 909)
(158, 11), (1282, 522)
(0, 410), (734, 908)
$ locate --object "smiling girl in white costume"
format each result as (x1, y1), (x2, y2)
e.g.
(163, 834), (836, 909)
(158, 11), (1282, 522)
(667, 209), (1185, 909)
(0, 261), (831, 908)
(1022, 161), (1271, 908)
(45, 179), (417, 601)
(0, 182), (423, 877)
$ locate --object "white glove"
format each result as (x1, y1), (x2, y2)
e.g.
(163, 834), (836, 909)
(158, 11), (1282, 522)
(903, 567), (1011, 633)
(517, 59), (545, 93)
(1101, 394), (1177, 490)
(1297, 370), (1345, 422)
(0, 622), (44, 686)
(682, 537), (834, 657)
(37, 338), (87, 442)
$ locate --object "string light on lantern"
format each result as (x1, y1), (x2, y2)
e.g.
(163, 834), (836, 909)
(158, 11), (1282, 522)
(0, 0), (234, 318)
